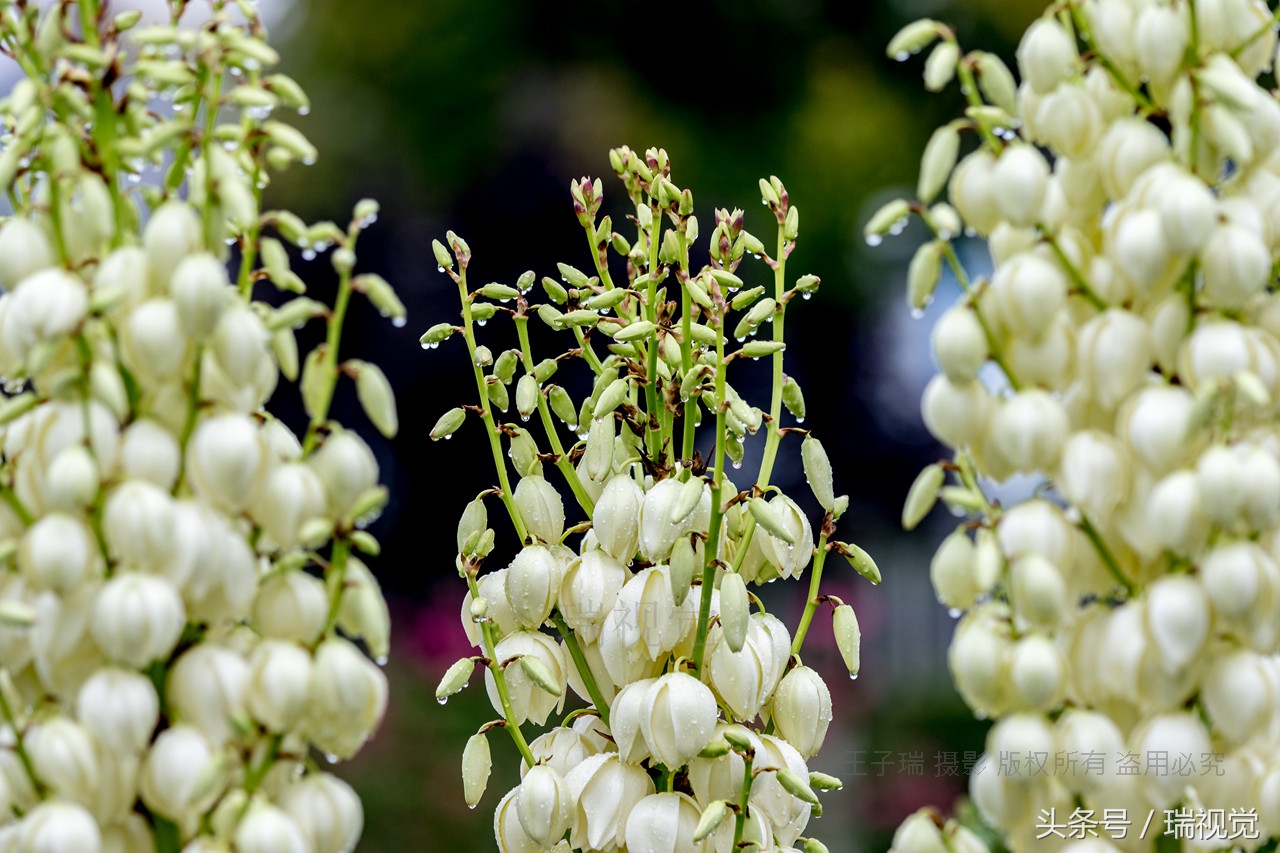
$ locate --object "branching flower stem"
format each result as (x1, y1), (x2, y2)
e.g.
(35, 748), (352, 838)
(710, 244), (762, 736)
(466, 573), (535, 768)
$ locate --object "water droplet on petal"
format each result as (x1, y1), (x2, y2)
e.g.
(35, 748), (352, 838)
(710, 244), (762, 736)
(391, 316), (407, 328)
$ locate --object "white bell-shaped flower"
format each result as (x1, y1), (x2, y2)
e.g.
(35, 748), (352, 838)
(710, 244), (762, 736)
(142, 202), (201, 288)
(169, 253), (229, 339)
(19, 800), (102, 853)
(253, 570), (329, 646)
(309, 430), (379, 518)
(989, 253), (1066, 336)
(139, 724), (223, 822)
(26, 717), (101, 806)
(102, 480), (177, 572)
(305, 637), (388, 760)
(0, 218), (53, 289)
(91, 573), (185, 669)
(75, 668), (159, 757)
(1200, 646), (1272, 744)
(252, 463), (327, 550)
(1146, 470), (1210, 555)
(19, 513), (100, 594)
(624, 791), (703, 853)
(211, 302), (272, 388)
(931, 305), (988, 382)
(889, 808), (948, 853)
(1201, 540), (1271, 622)
(591, 474), (643, 561)
(44, 446), (99, 511)
(613, 566), (696, 660)
(1008, 634), (1063, 712)
(558, 549), (626, 644)
(565, 752), (654, 851)
(513, 475), (564, 545)
(1131, 713), (1212, 807)
(771, 664), (831, 759)
(484, 629), (563, 728)
(186, 413), (268, 513)
(1119, 385), (1195, 475)
(609, 678), (659, 765)
(920, 375), (992, 449)
(749, 734), (811, 847)
(1144, 574), (1210, 674)
(639, 672), (718, 769)
(505, 544), (562, 629)
(989, 390), (1069, 475)
(515, 764), (573, 849)
(116, 419), (181, 491)
(166, 643), (250, 747)
(755, 494), (814, 579)
(1016, 17), (1076, 94)
(278, 772), (364, 853)
(246, 640), (313, 733)
(235, 802), (312, 853)
(119, 299), (188, 384)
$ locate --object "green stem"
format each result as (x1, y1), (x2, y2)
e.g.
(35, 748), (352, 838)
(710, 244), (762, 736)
(1068, 4), (1153, 110)
(0, 682), (41, 798)
(323, 537), (351, 632)
(0, 484), (32, 527)
(174, 343), (204, 487)
(755, 224), (788, 489)
(515, 318), (594, 515)
(465, 573), (535, 768)
(572, 327), (604, 374)
(642, 205), (664, 464)
(733, 754), (755, 849)
(456, 271), (528, 543)
(691, 310), (729, 674)
(1042, 229), (1105, 310)
(954, 52), (1003, 152)
(790, 534), (828, 656)
(301, 236), (358, 456)
(552, 612), (609, 726)
(1079, 515), (1134, 595)
(939, 242), (1021, 391)
(242, 732), (282, 794)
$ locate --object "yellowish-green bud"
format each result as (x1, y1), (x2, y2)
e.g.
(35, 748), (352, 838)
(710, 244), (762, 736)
(584, 415), (615, 482)
(420, 323), (457, 346)
(593, 377), (630, 420)
(548, 386), (577, 428)
(486, 379), (509, 413)
(350, 530), (380, 556)
(723, 725), (754, 752)
(918, 124), (960, 203)
(801, 437), (835, 511)
(518, 655), (562, 697)
(776, 768), (820, 806)
(264, 120), (317, 164)
(493, 351), (518, 384)
(924, 41), (959, 91)
(902, 463), (945, 530)
(264, 74), (311, 112)
(541, 276), (568, 304)
(585, 288), (628, 311)
(784, 205), (800, 241)
(532, 360), (557, 383)
(840, 541), (880, 584)
(720, 571), (749, 653)
(669, 536), (698, 606)
(864, 199), (911, 240)
(480, 283), (520, 302)
(462, 733), (491, 808)
(908, 240), (945, 311)
(557, 262), (590, 289)
(698, 737), (731, 759)
(695, 800), (731, 842)
(749, 498), (795, 545)
(353, 360), (398, 438)
(431, 407), (467, 441)
(558, 309), (600, 328)
(805, 838), (831, 853)
(809, 772), (843, 791)
(516, 374), (538, 420)
(670, 477), (705, 525)
(973, 52), (1017, 113)
(437, 657), (476, 701)
(887, 18), (943, 59)
(0, 393), (37, 427)
(300, 346), (328, 418)
(268, 297), (326, 331)
(509, 429), (541, 478)
(833, 604), (861, 676)
(433, 239), (454, 270)
(355, 274), (406, 322)
(612, 320), (656, 343)
(457, 499), (488, 553)
(730, 286), (765, 311)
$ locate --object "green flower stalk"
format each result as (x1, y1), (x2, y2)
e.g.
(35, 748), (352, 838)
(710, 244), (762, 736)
(428, 147), (872, 852)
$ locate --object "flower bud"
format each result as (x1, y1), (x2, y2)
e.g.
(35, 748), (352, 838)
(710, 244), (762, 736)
(187, 413), (267, 512)
(140, 725), (223, 821)
(918, 124), (959, 203)
(1099, 118), (1170, 199)
(1032, 83), (1100, 160)
(907, 240), (944, 311)
(990, 253), (1066, 336)
(353, 360), (398, 438)
(639, 478), (708, 562)
(19, 801), (102, 853)
(1135, 4), (1188, 88)
(44, 445), (99, 511)
(887, 19), (942, 59)
(1201, 648), (1270, 744)
(719, 571), (749, 653)
(76, 668), (159, 757)
(1017, 17), (1076, 94)
(278, 772), (364, 853)
(431, 407), (466, 440)
(20, 513), (99, 593)
(640, 672), (718, 769)
(1196, 445), (1248, 530)
(246, 640), (312, 733)
(1132, 713), (1211, 807)
(211, 302), (271, 388)
(516, 764), (573, 848)
(235, 802), (311, 853)
(1159, 173), (1216, 254)
(167, 643), (250, 746)
(91, 573), (185, 669)
(306, 637), (388, 759)
(513, 475), (564, 545)
(949, 150), (1000, 235)
(1059, 431), (1129, 523)
(772, 665), (831, 759)
(832, 604), (861, 677)
(923, 41), (958, 91)
(1146, 470), (1209, 556)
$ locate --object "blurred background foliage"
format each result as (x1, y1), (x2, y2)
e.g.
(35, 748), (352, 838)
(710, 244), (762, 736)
(252, 0), (1048, 849)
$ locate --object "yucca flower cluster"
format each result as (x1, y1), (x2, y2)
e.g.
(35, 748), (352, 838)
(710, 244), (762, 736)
(429, 149), (876, 852)
(878, 1), (1280, 851)
(0, 2), (400, 852)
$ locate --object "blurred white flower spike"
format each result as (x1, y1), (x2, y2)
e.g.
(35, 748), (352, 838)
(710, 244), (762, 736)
(881, 1), (1280, 851)
(0, 1), (401, 851)
(427, 150), (876, 850)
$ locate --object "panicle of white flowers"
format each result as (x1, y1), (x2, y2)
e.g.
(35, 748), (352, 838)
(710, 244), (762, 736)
(882, 2), (1280, 851)
(0, 2), (400, 851)
(427, 149), (876, 851)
